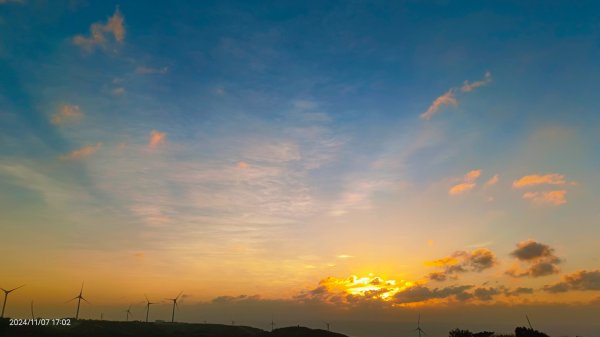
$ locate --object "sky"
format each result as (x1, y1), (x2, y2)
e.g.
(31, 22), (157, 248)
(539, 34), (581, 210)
(1, 0), (600, 336)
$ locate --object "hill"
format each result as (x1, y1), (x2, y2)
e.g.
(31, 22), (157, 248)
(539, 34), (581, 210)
(0, 318), (350, 337)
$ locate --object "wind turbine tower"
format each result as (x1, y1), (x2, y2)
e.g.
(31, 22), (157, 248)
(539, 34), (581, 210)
(68, 282), (88, 320)
(1, 284), (25, 318)
(526, 314), (533, 329)
(125, 305), (133, 321)
(415, 313), (426, 337)
(144, 295), (156, 323)
(324, 321), (331, 331)
(166, 291), (183, 323)
(30, 301), (35, 320)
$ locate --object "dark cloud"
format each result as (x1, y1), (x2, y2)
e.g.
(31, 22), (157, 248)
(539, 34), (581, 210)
(473, 287), (501, 301)
(504, 287), (534, 296)
(507, 240), (561, 278)
(393, 285), (473, 304)
(542, 283), (570, 293)
(211, 294), (261, 303)
(511, 240), (556, 261)
(543, 270), (600, 293)
(470, 249), (498, 271)
(428, 272), (449, 282)
(426, 248), (498, 281)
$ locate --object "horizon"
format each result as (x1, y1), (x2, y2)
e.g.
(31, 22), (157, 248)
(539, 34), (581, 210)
(1, 1), (600, 337)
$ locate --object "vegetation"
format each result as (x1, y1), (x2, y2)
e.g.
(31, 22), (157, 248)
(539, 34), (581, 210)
(0, 318), (346, 337)
(515, 327), (550, 337)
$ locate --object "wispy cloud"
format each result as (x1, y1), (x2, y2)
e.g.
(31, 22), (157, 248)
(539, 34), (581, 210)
(112, 87), (126, 96)
(59, 143), (101, 160)
(51, 104), (83, 125)
(421, 72), (492, 120)
(522, 190), (567, 206)
(506, 240), (561, 278)
(461, 71), (492, 92)
(420, 89), (457, 120)
(512, 173), (572, 188)
(513, 173), (574, 206)
(484, 174), (499, 188)
(449, 169), (481, 195)
(72, 7), (125, 52)
(148, 130), (166, 148)
(136, 66), (169, 75)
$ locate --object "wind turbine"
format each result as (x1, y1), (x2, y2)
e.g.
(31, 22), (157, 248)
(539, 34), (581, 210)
(30, 301), (35, 320)
(415, 313), (426, 337)
(324, 321), (331, 331)
(67, 282), (89, 320)
(144, 295), (156, 323)
(526, 314), (533, 329)
(165, 291), (183, 323)
(270, 317), (276, 332)
(125, 305), (133, 321)
(1, 284), (25, 318)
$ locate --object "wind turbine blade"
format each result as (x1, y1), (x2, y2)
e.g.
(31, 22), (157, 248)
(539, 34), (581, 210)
(176, 291), (183, 300)
(81, 297), (90, 304)
(66, 296), (79, 303)
(9, 284), (26, 292)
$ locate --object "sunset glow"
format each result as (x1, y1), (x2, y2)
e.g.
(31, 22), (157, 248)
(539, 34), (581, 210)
(1, 1), (600, 337)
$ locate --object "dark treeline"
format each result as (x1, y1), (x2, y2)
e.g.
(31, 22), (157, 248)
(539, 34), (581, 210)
(0, 318), (571, 337)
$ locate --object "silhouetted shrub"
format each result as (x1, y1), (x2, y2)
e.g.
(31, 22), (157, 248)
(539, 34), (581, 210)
(515, 327), (549, 337)
(449, 328), (474, 337)
(474, 331), (494, 337)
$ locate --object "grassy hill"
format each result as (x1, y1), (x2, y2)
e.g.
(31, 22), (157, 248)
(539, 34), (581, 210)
(0, 318), (350, 337)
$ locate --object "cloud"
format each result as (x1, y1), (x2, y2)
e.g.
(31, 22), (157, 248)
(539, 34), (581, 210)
(504, 287), (534, 296)
(512, 174), (574, 206)
(426, 248), (498, 281)
(543, 270), (600, 293)
(507, 240), (561, 278)
(484, 174), (499, 188)
(420, 89), (457, 120)
(421, 72), (491, 120)
(72, 7), (125, 52)
(148, 130), (166, 148)
(237, 161), (250, 169)
(112, 87), (126, 96)
(136, 66), (169, 75)
(473, 287), (500, 301)
(336, 255), (353, 259)
(522, 190), (567, 206)
(461, 71), (492, 92)
(449, 183), (476, 195)
(449, 169), (481, 195)
(512, 173), (570, 188)
(51, 104), (83, 125)
(511, 240), (556, 261)
(59, 143), (101, 160)
(329, 179), (399, 216)
(393, 285), (474, 304)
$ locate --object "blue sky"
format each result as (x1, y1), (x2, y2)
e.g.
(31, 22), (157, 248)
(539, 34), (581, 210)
(1, 1), (600, 336)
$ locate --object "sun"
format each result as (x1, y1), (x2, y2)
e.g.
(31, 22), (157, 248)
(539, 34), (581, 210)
(321, 274), (414, 301)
